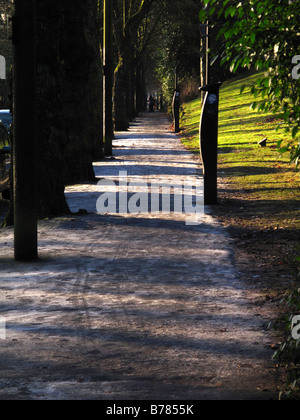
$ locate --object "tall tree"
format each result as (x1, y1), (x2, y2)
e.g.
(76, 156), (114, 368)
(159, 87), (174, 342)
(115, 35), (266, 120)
(13, 0), (103, 221)
(5, 0), (104, 223)
(35, 0), (70, 218)
(62, 0), (103, 184)
(13, 0), (38, 260)
(104, 0), (114, 156)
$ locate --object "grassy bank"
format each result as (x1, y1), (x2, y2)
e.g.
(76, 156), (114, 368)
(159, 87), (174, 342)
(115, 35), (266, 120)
(181, 70), (300, 398)
(182, 71), (300, 232)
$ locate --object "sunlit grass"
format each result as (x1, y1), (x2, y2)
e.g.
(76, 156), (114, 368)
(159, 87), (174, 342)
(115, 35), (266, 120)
(181, 71), (300, 230)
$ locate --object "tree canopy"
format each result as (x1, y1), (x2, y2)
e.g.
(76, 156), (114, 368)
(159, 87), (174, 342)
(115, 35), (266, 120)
(200, 0), (300, 167)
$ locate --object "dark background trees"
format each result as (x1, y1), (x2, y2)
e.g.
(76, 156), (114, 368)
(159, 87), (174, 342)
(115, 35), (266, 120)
(110, 0), (212, 118)
(151, 0), (203, 104)
(112, 0), (156, 131)
(35, 0), (70, 218)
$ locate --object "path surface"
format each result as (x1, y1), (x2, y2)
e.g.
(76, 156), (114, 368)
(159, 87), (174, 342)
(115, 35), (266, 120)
(0, 113), (279, 400)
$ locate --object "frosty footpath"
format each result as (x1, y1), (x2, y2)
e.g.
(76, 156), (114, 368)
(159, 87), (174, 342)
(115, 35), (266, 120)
(0, 113), (279, 400)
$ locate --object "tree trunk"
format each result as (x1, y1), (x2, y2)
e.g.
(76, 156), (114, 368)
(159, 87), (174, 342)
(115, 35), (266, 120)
(200, 36), (206, 102)
(128, 61), (137, 121)
(6, 0), (103, 222)
(62, 0), (102, 184)
(135, 58), (147, 113)
(35, 0), (70, 218)
(104, 0), (114, 156)
(114, 62), (130, 131)
(13, 0), (38, 260)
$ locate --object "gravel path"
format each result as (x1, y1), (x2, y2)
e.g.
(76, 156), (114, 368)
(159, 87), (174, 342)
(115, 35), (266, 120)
(0, 112), (279, 400)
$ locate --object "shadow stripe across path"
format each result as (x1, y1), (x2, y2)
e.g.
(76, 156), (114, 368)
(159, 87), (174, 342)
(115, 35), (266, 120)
(0, 112), (280, 400)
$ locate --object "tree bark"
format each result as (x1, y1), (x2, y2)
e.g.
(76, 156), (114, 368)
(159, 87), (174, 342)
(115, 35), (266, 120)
(35, 0), (70, 218)
(114, 62), (130, 131)
(5, 0), (104, 223)
(104, 0), (114, 156)
(62, 0), (103, 184)
(13, 0), (38, 260)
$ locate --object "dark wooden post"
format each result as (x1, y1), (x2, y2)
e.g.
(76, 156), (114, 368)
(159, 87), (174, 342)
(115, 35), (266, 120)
(104, 0), (114, 156)
(199, 82), (222, 205)
(13, 0), (38, 261)
(172, 89), (180, 134)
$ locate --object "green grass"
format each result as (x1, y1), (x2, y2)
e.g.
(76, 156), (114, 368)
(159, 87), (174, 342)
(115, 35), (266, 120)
(181, 71), (300, 230)
(181, 72), (300, 399)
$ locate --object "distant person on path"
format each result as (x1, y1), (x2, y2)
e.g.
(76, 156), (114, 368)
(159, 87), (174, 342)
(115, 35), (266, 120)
(149, 96), (155, 112)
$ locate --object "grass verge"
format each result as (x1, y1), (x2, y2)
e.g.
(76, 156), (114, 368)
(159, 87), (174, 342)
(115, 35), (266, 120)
(181, 71), (300, 397)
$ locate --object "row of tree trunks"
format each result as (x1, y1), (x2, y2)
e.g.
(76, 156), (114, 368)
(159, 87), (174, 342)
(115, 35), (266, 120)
(136, 60), (147, 113)
(9, 0), (103, 222)
(114, 64), (130, 131)
(5, 0), (103, 229)
(7, 0), (152, 234)
(62, 0), (103, 184)
(36, 0), (104, 215)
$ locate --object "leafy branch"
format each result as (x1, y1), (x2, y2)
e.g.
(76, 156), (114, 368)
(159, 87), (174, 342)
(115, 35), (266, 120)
(201, 0), (300, 168)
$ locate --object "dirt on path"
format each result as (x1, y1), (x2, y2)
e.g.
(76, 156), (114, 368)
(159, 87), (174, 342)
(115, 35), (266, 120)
(0, 112), (283, 400)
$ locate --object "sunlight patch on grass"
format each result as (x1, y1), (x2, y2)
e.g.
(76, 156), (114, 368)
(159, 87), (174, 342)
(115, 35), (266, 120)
(181, 71), (300, 230)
